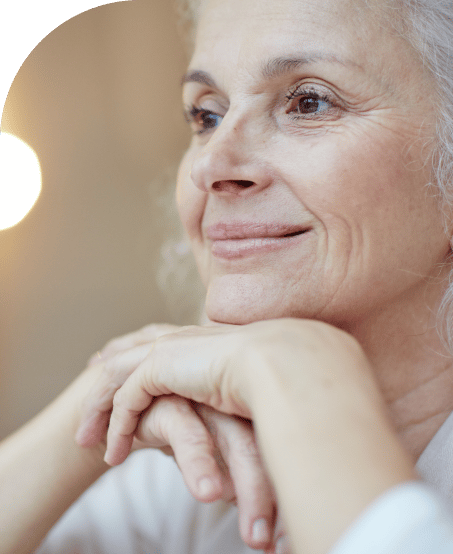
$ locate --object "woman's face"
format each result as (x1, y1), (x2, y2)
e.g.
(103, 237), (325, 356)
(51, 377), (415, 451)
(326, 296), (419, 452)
(176, 0), (451, 327)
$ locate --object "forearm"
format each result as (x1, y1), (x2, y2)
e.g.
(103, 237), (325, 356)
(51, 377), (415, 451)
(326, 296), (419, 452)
(246, 341), (416, 554)
(0, 368), (108, 554)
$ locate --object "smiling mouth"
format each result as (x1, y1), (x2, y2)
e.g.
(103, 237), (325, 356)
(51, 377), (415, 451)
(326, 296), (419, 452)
(206, 222), (310, 240)
(206, 223), (311, 259)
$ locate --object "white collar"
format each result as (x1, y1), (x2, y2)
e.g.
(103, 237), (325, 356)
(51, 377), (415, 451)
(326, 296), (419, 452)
(416, 411), (453, 499)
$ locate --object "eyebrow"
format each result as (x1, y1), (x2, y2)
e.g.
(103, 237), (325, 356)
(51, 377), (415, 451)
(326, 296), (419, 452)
(181, 52), (361, 88)
(261, 53), (361, 79)
(181, 70), (217, 88)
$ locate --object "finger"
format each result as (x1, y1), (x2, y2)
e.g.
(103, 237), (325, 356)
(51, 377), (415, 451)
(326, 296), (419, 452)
(87, 324), (179, 365)
(136, 396), (224, 502)
(103, 365), (160, 465)
(263, 515), (290, 554)
(270, 517), (291, 554)
(80, 324), (181, 444)
(196, 405), (276, 550)
(76, 343), (154, 447)
(104, 327), (253, 465)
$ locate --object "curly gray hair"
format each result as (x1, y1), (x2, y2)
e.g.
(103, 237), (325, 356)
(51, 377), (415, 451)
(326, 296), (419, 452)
(169, 0), (453, 349)
(399, 1), (453, 351)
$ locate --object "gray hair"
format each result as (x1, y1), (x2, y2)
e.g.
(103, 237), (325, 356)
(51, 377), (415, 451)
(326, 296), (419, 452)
(395, 1), (453, 352)
(169, 0), (453, 350)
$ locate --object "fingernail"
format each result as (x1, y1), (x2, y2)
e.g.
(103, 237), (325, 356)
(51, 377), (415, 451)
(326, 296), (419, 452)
(252, 518), (270, 544)
(275, 535), (290, 554)
(198, 477), (215, 497)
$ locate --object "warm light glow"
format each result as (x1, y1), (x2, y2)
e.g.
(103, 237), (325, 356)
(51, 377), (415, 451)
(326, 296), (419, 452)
(0, 132), (42, 231)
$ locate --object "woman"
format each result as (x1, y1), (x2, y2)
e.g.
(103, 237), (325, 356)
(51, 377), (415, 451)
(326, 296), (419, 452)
(2, 0), (453, 552)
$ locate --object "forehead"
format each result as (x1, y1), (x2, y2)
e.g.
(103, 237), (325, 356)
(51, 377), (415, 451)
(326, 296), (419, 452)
(189, 0), (414, 93)
(195, 0), (382, 53)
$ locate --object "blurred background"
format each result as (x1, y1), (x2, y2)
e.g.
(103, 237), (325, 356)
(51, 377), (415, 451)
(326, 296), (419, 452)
(0, 0), (202, 439)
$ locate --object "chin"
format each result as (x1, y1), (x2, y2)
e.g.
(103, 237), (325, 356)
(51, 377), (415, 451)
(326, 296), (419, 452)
(204, 273), (304, 325)
(206, 305), (269, 325)
(204, 274), (271, 324)
(203, 273), (358, 329)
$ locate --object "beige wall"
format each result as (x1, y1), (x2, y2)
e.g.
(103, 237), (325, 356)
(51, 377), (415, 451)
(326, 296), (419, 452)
(0, 0), (198, 438)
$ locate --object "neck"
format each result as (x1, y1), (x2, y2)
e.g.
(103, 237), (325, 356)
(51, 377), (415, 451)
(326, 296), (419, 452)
(350, 274), (453, 462)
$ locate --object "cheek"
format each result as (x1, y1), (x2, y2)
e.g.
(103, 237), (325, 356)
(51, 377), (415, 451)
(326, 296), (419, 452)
(285, 125), (426, 233)
(176, 151), (207, 240)
(304, 127), (447, 299)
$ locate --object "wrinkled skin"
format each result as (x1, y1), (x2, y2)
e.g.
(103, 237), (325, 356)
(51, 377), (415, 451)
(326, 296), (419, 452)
(177, 0), (449, 329)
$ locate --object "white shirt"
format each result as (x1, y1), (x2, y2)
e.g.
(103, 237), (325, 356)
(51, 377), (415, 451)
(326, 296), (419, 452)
(331, 410), (453, 553)
(36, 412), (453, 554)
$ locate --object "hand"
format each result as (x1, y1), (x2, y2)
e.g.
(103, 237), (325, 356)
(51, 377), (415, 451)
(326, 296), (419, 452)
(101, 321), (261, 465)
(78, 323), (180, 446)
(101, 318), (375, 464)
(77, 323), (279, 551)
(94, 318), (415, 554)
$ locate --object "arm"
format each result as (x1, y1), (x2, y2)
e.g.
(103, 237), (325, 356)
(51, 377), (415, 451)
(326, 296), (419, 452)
(0, 364), (108, 554)
(246, 325), (416, 553)
(0, 325), (189, 554)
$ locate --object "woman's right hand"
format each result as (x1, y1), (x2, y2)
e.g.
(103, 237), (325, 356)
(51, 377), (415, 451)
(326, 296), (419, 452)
(77, 324), (282, 551)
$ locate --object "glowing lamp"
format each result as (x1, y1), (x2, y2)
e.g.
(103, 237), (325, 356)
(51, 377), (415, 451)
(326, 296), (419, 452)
(0, 132), (42, 231)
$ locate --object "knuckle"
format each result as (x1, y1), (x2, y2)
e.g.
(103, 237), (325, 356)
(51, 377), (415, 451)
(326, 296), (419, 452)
(183, 429), (213, 450)
(173, 422), (214, 455)
(103, 358), (119, 379)
(154, 395), (191, 416)
(232, 435), (261, 461)
(100, 380), (122, 403)
(103, 357), (129, 386)
(220, 421), (257, 455)
(112, 387), (125, 408)
(150, 398), (206, 446)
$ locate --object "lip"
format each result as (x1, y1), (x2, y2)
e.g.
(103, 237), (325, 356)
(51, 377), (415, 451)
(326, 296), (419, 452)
(205, 222), (311, 259)
(206, 222), (309, 240)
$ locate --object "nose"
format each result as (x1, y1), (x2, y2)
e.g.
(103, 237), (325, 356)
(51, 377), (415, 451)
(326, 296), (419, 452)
(190, 115), (273, 196)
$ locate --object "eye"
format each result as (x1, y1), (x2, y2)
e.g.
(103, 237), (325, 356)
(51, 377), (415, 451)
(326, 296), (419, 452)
(184, 105), (223, 134)
(285, 85), (338, 119)
(296, 96), (330, 114)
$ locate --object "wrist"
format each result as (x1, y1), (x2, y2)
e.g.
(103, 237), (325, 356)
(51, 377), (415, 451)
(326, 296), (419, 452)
(241, 319), (416, 554)
(54, 363), (109, 472)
